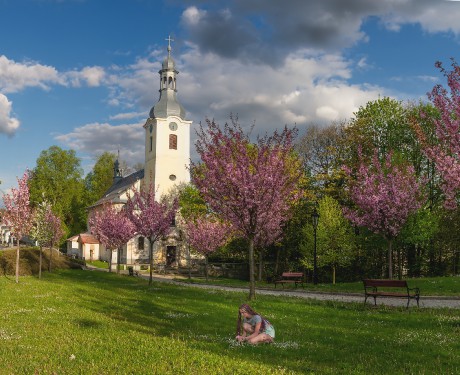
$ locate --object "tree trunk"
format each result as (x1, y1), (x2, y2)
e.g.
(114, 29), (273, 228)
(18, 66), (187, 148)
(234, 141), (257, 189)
(258, 248), (264, 282)
(388, 238), (393, 279)
(332, 265), (336, 285)
(397, 246), (402, 280)
(274, 247), (280, 276)
(248, 237), (256, 300)
(204, 255), (209, 281)
(15, 239), (20, 284)
(108, 249), (113, 273)
(188, 244), (192, 280)
(48, 242), (54, 272)
(116, 247), (120, 274)
(149, 239), (154, 285)
(39, 246), (43, 280)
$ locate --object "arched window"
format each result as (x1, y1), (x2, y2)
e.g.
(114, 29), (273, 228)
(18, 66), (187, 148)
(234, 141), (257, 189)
(168, 76), (173, 89)
(138, 237), (144, 250)
(169, 134), (177, 150)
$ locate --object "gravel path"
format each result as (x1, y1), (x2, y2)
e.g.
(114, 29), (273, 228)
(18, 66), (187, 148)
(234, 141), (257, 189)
(148, 274), (460, 309)
(85, 266), (459, 309)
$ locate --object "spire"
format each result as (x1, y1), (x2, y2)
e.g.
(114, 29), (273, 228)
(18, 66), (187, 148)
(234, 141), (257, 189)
(113, 150), (123, 184)
(149, 35), (186, 120)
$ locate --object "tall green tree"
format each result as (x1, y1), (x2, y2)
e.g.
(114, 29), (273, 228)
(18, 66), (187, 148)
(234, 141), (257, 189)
(29, 146), (85, 236)
(296, 121), (347, 201)
(84, 152), (117, 205)
(301, 196), (355, 284)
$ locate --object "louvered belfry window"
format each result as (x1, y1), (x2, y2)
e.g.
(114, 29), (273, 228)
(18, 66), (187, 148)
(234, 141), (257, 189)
(169, 134), (177, 150)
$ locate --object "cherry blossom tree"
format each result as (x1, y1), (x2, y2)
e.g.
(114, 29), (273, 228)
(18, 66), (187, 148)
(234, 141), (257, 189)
(343, 148), (425, 279)
(31, 201), (63, 278)
(415, 59), (460, 209)
(125, 186), (178, 285)
(2, 172), (33, 283)
(190, 119), (303, 299)
(89, 204), (135, 273)
(184, 216), (231, 281)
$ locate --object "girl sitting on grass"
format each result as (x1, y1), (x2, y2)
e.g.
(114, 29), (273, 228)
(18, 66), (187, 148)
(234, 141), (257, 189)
(235, 303), (275, 344)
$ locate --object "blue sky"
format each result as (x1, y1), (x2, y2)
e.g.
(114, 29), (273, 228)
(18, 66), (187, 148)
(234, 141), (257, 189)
(1, 0), (460, 195)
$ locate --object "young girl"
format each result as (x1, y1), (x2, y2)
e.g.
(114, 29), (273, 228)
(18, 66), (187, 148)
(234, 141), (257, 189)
(235, 303), (275, 344)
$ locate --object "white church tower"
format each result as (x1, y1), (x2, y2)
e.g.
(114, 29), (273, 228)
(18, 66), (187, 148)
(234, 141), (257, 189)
(144, 37), (192, 198)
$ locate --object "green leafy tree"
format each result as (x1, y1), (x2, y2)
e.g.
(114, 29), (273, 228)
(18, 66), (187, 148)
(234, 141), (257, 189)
(344, 97), (413, 166)
(29, 146), (85, 235)
(296, 121), (348, 201)
(177, 184), (208, 221)
(301, 196), (355, 284)
(84, 152), (117, 205)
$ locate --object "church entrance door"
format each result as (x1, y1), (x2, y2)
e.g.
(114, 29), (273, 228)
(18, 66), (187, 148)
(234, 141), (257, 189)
(166, 246), (176, 266)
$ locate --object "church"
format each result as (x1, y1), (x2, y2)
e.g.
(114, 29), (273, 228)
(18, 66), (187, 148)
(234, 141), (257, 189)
(67, 39), (192, 272)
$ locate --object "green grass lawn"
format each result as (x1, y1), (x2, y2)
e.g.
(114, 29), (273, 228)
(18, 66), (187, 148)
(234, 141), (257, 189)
(1, 270), (459, 374)
(175, 275), (460, 296)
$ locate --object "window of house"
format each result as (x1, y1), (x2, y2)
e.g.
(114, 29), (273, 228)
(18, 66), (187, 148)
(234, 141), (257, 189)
(138, 236), (144, 250)
(169, 134), (177, 150)
(150, 136), (153, 152)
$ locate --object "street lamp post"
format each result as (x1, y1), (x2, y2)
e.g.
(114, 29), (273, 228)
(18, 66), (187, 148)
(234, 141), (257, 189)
(311, 205), (320, 285)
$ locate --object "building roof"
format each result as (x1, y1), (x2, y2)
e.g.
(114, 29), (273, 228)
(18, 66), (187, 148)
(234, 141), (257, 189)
(79, 233), (99, 244)
(90, 169), (144, 208)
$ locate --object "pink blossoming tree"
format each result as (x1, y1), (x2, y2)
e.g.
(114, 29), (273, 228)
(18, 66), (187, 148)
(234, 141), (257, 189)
(191, 119), (302, 299)
(415, 59), (460, 209)
(31, 201), (64, 278)
(343, 149), (425, 279)
(89, 203), (135, 273)
(2, 172), (34, 283)
(125, 186), (178, 285)
(184, 216), (231, 281)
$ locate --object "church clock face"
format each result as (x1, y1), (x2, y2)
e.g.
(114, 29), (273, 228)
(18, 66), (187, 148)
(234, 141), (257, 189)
(169, 122), (178, 131)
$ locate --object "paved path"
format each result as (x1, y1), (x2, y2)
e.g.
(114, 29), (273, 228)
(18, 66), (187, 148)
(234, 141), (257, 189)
(85, 266), (460, 309)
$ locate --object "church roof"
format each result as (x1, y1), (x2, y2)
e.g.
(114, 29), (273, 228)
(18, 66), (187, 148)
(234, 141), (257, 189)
(150, 90), (186, 119)
(90, 169), (144, 208)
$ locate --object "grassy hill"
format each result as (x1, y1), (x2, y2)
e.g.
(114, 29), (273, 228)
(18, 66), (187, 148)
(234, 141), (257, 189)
(0, 247), (83, 276)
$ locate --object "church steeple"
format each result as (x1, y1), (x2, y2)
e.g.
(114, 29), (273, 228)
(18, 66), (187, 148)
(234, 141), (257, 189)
(113, 150), (123, 184)
(149, 36), (186, 120)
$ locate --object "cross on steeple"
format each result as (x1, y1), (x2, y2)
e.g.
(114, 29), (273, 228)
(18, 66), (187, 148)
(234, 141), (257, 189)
(166, 35), (174, 54)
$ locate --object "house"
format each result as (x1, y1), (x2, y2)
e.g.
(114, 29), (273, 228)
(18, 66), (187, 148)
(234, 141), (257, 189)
(67, 233), (100, 260)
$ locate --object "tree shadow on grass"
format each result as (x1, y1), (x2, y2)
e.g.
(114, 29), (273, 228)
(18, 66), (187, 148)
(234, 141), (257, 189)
(45, 268), (318, 373)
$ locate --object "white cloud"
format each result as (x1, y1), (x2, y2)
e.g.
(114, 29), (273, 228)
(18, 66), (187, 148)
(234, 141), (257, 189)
(182, 6), (207, 26)
(65, 66), (106, 87)
(109, 111), (147, 121)
(54, 122), (144, 165)
(0, 94), (20, 136)
(174, 44), (383, 134)
(0, 55), (63, 93)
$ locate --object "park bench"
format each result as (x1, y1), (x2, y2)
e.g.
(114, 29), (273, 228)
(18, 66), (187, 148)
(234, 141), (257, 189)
(128, 266), (139, 277)
(274, 272), (304, 288)
(363, 279), (420, 308)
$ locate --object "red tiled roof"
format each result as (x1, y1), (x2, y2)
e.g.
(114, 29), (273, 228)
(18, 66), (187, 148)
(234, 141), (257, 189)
(79, 233), (99, 244)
